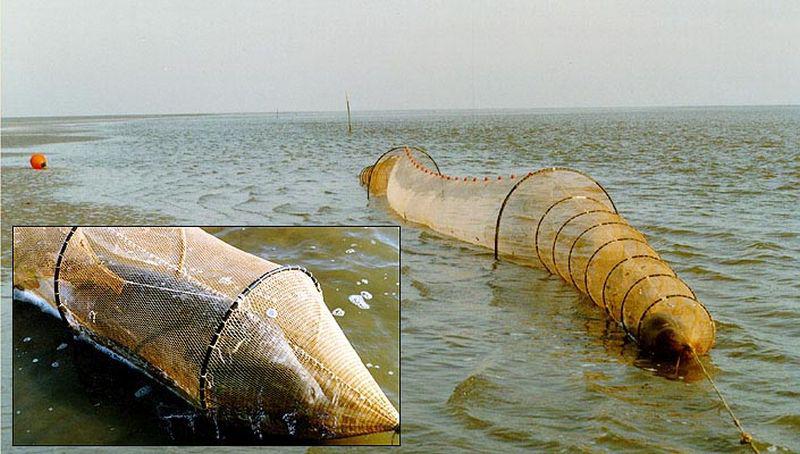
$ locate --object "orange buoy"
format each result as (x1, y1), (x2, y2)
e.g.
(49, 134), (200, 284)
(30, 153), (47, 170)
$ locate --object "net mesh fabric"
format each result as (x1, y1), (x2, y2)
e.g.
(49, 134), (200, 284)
(13, 227), (398, 438)
(364, 146), (714, 357)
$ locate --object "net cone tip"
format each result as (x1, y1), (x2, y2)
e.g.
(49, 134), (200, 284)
(639, 313), (713, 358)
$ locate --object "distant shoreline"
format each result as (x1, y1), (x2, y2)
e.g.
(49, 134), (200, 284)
(2, 112), (213, 123)
(3, 104), (798, 121)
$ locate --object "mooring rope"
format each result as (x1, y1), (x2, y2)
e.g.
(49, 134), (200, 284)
(689, 347), (759, 453)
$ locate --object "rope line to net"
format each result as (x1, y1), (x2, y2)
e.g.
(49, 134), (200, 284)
(690, 348), (760, 453)
(198, 265), (321, 410)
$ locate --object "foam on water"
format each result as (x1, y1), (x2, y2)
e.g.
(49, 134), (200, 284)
(348, 294), (370, 310)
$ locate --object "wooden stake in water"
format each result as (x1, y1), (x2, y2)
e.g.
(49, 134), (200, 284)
(346, 92), (353, 134)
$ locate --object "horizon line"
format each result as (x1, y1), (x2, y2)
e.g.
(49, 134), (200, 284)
(2, 102), (798, 120)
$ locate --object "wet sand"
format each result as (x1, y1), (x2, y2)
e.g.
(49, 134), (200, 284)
(2, 134), (101, 149)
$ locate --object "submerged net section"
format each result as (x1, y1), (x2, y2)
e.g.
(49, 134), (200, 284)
(12, 227), (398, 439)
(364, 146), (714, 357)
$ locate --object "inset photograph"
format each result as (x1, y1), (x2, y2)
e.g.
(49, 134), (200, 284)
(12, 226), (399, 446)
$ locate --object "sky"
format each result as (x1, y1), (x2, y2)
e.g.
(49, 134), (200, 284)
(2, 0), (799, 117)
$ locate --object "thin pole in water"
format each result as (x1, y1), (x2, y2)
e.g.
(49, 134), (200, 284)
(346, 92), (353, 134)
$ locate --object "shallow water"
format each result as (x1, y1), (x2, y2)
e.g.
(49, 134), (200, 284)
(2, 107), (799, 452)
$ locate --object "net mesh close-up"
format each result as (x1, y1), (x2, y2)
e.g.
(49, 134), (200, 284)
(362, 146), (714, 358)
(12, 227), (399, 439)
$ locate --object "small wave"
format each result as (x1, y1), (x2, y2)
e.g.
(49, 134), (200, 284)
(667, 248), (707, 259)
(447, 373), (504, 407)
(681, 265), (741, 282)
(718, 258), (765, 266)
(642, 224), (736, 241)
(775, 181), (799, 191)
(727, 345), (795, 364)
(745, 241), (784, 252)
(766, 414), (800, 431)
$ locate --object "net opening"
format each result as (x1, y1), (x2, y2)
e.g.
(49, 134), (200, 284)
(365, 146), (441, 200)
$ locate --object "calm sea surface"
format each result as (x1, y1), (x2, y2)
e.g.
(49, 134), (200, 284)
(2, 107), (799, 452)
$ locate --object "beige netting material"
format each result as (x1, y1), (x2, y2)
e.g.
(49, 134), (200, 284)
(12, 227), (398, 438)
(363, 147), (714, 357)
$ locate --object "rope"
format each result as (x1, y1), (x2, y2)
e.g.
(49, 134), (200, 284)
(689, 347), (759, 453)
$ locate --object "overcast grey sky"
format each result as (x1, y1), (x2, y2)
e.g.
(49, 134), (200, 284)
(2, 0), (798, 117)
